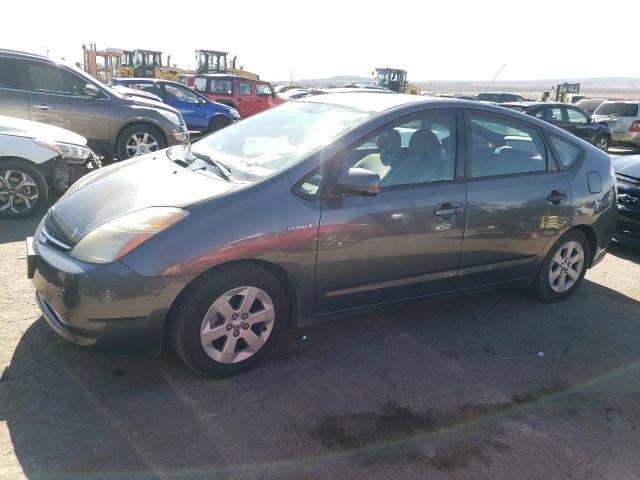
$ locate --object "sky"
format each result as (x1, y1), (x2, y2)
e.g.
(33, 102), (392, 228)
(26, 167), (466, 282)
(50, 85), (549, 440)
(2, 0), (639, 82)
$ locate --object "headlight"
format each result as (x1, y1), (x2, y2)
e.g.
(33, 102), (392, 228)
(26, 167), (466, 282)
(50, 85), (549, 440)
(158, 110), (183, 126)
(70, 207), (189, 264)
(33, 139), (92, 160)
(229, 108), (241, 120)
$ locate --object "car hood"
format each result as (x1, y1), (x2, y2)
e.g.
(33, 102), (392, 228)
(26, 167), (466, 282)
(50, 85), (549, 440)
(0, 114), (87, 146)
(612, 155), (640, 179)
(45, 151), (238, 243)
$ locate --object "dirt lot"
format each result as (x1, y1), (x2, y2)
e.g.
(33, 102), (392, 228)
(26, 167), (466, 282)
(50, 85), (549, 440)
(1, 214), (640, 480)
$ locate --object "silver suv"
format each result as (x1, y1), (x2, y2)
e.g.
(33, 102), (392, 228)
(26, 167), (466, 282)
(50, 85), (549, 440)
(0, 49), (189, 159)
(592, 101), (640, 148)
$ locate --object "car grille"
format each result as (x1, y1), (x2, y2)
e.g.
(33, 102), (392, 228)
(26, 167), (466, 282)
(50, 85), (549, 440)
(39, 225), (74, 253)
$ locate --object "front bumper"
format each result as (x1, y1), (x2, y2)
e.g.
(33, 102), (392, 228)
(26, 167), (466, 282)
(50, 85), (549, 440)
(28, 236), (195, 353)
(613, 207), (640, 246)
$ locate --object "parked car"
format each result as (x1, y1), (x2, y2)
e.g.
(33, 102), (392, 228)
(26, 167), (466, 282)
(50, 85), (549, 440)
(109, 78), (241, 133)
(477, 92), (525, 103)
(576, 98), (606, 116)
(612, 155), (640, 246)
(499, 102), (612, 151)
(592, 101), (640, 149)
(0, 49), (189, 160)
(0, 115), (100, 219)
(179, 73), (285, 118)
(27, 94), (616, 376)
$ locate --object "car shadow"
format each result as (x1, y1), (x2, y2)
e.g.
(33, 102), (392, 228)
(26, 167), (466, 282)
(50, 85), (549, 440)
(0, 216), (43, 245)
(609, 242), (640, 264)
(2, 280), (640, 479)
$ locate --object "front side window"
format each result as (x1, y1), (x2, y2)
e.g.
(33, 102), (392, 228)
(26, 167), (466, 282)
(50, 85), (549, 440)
(0, 58), (22, 89)
(235, 82), (252, 96)
(341, 111), (456, 188)
(567, 108), (588, 124)
(191, 101), (372, 178)
(256, 84), (273, 97)
(469, 113), (547, 178)
(28, 63), (87, 96)
(165, 84), (198, 103)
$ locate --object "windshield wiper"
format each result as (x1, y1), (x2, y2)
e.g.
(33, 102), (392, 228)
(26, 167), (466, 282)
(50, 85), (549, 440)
(186, 148), (233, 181)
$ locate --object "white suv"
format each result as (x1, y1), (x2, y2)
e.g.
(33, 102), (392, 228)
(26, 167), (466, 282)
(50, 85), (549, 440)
(592, 101), (640, 148)
(0, 115), (100, 219)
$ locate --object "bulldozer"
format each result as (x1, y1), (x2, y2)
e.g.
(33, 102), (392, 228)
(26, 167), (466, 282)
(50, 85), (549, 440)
(119, 50), (134, 77)
(131, 49), (187, 80)
(373, 67), (421, 95)
(553, 82), (581, 103)
(195, 49), (259, 80)
(82, 44), (124, 83)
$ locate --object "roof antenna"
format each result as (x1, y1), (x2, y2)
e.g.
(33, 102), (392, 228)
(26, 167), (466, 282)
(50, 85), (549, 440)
(477, 64), (506, 102)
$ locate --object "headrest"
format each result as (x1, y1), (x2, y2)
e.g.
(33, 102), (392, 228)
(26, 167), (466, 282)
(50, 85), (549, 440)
(376, 129), (401, 154)
(409, 130), (441, 157)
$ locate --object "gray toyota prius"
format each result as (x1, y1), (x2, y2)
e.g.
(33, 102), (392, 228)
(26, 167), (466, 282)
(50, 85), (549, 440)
(27, 94), (617, 376)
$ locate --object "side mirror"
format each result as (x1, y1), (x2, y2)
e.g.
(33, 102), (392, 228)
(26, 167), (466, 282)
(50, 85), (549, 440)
(198, 97), (206, 105)
(335, 167), (381, 196)
(84, 83), (100, 97)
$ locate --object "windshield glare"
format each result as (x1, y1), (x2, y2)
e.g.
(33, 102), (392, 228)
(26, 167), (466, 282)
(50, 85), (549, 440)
(191, 101), (373, 178)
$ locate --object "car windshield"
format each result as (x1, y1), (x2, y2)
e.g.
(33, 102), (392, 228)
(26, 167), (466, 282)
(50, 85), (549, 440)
(191, 101), (373, 178)
(594, 102), (639, 117)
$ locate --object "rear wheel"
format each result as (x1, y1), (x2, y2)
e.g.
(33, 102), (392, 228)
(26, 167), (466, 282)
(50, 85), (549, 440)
(170, 264), (288, 376)
(593, 135), (609, 152)
(0, 159), (48, 219)
(532, 230), (590, 302)
(116, 124), (166, 160)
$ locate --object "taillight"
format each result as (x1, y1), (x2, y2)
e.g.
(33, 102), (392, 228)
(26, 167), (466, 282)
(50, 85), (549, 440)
(629, 120), (640, 132)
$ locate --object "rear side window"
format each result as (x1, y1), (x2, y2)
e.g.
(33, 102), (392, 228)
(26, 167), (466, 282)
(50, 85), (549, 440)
(0, 57), (22, 89)
(27, 63), (87, 96)
(549, 135), (582, 169)
(469, 113), (547, 178)
(594, 102), (638, 117)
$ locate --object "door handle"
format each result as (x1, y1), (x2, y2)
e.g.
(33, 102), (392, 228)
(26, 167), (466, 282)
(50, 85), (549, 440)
(434, 204), (464, 218)
(32, 104), (51, 110)
(547, 190), (567, 205)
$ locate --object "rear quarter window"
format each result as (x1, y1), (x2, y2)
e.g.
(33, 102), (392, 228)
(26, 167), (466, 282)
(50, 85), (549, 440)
(548, 135), (582, 169)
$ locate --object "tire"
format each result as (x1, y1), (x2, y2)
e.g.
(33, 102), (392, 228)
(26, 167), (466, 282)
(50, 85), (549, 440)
(593, 135), (609, 152)
(116, 124), (166, 160)
(0, 159), (48, 220)
(532, 230), (590, 302)
(170, 263), (288, 376)
(208, 116), (230, 133)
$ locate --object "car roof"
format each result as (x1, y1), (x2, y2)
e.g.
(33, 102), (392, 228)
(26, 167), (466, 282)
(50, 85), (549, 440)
(193, 73), (258, 81)
(300, 93), (472, 113)
(0, 48), (53, 62)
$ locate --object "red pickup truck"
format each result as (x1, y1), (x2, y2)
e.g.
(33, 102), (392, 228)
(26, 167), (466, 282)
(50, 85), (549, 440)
(178, 74), (285, 118)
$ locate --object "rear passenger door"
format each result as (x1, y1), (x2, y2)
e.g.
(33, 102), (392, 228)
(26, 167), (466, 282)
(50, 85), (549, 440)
(0, 57), (30, 119)
(234, 80), (254, 117)
(459, 110), (571, 288)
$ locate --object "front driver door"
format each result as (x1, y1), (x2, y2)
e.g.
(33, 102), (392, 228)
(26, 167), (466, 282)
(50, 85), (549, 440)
(459, 110), (571, 287)
(162, 83), (203, 130)
(315, 110), (466, 314)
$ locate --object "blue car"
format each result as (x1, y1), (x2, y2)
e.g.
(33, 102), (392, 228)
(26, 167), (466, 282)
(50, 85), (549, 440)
(109, 78), (241, 133)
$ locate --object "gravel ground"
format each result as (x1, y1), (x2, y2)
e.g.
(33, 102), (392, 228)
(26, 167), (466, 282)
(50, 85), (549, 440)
(1, 215), (640, 480)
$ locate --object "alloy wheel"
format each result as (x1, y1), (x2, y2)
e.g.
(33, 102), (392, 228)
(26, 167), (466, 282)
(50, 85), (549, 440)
(595, 137), (609, 151)
(200, 286), (275, 364)
(548, 241), (585, 293)
(0, 170), (39, 215)
(125, 132), (159, 157)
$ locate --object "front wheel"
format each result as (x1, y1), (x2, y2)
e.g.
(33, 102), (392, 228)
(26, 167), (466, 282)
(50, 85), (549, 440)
(532, 230), (590, 302)
(0, 159), (48, 219)
(170, 264), (288, 376)
(208, 116), (230, 133)
(116, 124), (166, 160)
(593, 135), (609, 152)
